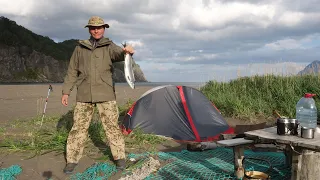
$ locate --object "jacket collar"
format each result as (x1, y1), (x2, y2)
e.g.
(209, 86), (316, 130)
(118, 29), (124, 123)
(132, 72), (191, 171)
(79, 37), (112, 50)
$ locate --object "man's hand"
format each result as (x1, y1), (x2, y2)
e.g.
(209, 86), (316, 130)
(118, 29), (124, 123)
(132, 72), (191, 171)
(61, 94), (69, 106)
(123, 44), (135, 55)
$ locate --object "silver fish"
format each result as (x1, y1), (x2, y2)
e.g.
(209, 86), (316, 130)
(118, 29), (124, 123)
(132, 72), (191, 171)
(122, 42), (135, 89)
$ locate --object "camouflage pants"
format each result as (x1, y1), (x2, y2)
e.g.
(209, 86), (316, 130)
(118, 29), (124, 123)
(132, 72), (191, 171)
(66, 101), (126, 163)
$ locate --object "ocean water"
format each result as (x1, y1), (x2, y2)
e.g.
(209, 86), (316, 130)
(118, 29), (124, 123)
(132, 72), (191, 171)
(116, 81), (206, 88)
(0, 81), (206, 88)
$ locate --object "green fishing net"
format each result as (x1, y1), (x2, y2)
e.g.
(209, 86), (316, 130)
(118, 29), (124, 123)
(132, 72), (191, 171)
(71, 147), (291, 180)
(70, 162), (117, 180)
(0, 165), (22, 180)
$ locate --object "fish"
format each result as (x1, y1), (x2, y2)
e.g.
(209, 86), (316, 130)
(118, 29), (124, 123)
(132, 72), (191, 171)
(122, 42), (135, 89)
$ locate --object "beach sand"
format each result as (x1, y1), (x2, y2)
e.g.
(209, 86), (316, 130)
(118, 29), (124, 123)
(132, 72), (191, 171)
(0, 84), (154, 123)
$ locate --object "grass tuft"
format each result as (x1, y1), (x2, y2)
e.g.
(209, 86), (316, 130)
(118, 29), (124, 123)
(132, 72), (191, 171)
(0, 100), (166, 158)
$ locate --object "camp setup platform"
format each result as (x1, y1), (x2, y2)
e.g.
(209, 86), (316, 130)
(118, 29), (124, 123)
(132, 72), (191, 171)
(244, 126), (320, 180)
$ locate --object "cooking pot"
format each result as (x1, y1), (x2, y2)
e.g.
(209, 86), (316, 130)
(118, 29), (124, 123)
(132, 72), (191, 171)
(277, 118), (299, 135)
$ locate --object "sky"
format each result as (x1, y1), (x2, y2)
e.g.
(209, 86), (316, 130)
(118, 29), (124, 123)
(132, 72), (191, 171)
(1, 0), (320, 82)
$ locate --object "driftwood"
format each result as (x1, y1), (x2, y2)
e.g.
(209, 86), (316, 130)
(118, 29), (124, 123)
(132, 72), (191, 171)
(217, 138), (254, 147)
(299, 150), (320, 180)
(116, 157), (160, 180)
(217, 138), (254, 174)
(220, 122), (267, 140)
(234, 122), (267, 134)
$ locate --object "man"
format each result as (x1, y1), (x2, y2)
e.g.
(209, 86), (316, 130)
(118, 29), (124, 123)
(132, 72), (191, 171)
(61, 16), (134, 174)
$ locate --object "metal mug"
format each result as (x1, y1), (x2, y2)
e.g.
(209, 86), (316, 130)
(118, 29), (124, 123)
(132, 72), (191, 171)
(301, 127), (315, 139)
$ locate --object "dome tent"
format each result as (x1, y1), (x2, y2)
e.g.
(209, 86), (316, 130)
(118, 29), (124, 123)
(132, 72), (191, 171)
(121, 85), (233, 142)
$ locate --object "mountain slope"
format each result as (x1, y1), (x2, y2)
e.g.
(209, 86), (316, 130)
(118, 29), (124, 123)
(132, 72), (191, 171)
(298, 60), (320, 75)
(0, 16), (147, 83)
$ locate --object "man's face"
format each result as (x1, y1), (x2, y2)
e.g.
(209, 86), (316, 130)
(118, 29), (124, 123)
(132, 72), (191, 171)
(89, 26), (105, 39)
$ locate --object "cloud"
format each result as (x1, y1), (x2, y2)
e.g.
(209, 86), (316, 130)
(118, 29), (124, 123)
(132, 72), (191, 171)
(2, 0), (320, 82)
(0, 0), (35, 16)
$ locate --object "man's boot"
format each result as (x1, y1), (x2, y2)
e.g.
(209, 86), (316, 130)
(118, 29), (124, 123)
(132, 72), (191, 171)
(63, 163), (78, 174)
(115, 159), (126, 170)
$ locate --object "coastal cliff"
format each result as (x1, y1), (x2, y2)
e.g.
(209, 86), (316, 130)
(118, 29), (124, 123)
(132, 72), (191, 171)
(0, 16), (147, 83)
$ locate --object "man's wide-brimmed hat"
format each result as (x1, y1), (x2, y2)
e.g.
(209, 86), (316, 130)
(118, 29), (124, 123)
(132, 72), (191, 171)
(85, 16), (109, 28)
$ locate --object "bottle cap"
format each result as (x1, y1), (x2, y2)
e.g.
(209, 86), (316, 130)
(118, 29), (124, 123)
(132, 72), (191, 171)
(304, 93), (316, 98)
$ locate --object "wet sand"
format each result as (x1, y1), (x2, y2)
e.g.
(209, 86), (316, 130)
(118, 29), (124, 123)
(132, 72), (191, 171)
(0, 84), (154, 123)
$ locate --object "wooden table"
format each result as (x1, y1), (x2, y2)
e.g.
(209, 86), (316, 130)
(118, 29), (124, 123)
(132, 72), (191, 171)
(244, 126), (320, 180)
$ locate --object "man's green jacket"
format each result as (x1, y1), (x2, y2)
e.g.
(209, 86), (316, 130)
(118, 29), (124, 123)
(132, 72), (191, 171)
(62, 37), (125, 102)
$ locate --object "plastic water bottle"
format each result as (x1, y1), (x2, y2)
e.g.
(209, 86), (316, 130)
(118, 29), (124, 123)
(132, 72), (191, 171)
(296, 93), (317, 129)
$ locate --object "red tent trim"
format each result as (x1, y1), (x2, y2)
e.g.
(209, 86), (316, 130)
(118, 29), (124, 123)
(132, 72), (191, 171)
(121, 101), (137, 135)
(211, 102), (221, 113)
(177, 86), (201, 142)
(127, 101), (136, 116)
(121, 126), (132, 135)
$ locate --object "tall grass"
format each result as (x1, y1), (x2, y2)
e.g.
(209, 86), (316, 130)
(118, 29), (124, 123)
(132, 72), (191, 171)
(200, 74), (320, 121)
